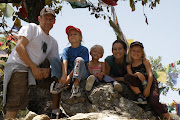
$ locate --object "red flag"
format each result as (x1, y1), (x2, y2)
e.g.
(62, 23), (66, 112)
(19, 4), (28, 19)
(6, 35), (18, 42)
(102, 0), (118, 6)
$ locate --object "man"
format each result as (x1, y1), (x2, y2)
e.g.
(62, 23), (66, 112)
(3, 7), (62, 119)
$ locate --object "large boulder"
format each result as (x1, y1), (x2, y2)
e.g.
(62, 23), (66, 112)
(60, 81), (156, 119)
(29, 78), (179, 119)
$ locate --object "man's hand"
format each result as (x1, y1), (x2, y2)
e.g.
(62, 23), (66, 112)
(31, 66), (43, 80)
(64, 75), (71, 86)
(59, 75), (67, 86)
(41, 68), (51, 78)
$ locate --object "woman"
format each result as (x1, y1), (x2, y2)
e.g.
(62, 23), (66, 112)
(105, 39), (128, 83)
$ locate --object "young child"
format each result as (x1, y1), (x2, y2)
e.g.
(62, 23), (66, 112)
(61, 25), (89, 98)
(85, 45), (122, 92)
(124, 41), (171, 119)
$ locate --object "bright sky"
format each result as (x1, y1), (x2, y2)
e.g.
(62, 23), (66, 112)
(1, 0), (180, 104)
(50, 0), (180, 67)
(50, 0), (180, 104)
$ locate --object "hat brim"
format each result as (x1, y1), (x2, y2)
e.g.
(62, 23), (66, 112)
(66, 26), (81, 35)
(130, 42), (144, 49)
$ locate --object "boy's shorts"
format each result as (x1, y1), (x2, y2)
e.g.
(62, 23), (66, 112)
(6, 72), (29, 111)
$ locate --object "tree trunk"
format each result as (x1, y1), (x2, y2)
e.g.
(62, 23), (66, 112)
(26, 0), (45, 24)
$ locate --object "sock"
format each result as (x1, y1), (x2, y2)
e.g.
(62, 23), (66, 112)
(52, 109), (61, 114)
(113, 81), (118, 85)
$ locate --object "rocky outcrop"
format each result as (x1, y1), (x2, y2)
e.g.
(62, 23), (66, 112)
(60, 80), (156, 119)
(22, 110), (180, 120)
(28, 78), (180, 119)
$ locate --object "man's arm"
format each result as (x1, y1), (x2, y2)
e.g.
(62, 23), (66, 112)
(16, 36), (43, 80)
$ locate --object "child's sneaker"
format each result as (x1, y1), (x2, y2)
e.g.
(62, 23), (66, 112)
(50, 112), (68, 119)
(70, 84), (81, 99)
(132, 93), (147, 104)
(50, 81), (64, 94)
(113, 81), (123, 92)
(85, 75), (95, 91)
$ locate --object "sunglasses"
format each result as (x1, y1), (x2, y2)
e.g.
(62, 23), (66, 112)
(42, 41), (47, 53)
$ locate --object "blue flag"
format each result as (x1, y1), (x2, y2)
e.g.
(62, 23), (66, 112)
(168, 73), (178, 85)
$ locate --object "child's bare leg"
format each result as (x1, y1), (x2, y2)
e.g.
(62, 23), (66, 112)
(162, 112), (171, 120)
(129, 85), (141, 94)
(52, 94), (60, 110)
(5, 110), (17, 119)
(74, 78), (79, 85)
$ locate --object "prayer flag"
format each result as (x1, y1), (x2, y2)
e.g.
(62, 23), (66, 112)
(127, 39), (134, 47)
(171, 63), (174, 68)
(177, 60), (180, 65)
(102, 0), (118, 6)
(168, 73), (178, 85)
(0, 3), (14, 17)
(176, 104), (180, 116)
(166, 64), (170, 73)
(156, 71), (167, 83)
(69, 2), (90, 8)
(6, 35), (18, 42)
(19, 4), (28, 19)
(62, 0), (86, 3)
(12, 25), (21, 31)
(174, 62), (177, 70)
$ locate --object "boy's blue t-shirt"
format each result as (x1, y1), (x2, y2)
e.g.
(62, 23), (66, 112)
(61, 45), (89, 74)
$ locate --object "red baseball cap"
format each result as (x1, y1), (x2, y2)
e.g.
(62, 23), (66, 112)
(66, 25), (82, 35)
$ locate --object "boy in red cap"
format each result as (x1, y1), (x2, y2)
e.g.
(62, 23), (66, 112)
(51, 25), (89, 118)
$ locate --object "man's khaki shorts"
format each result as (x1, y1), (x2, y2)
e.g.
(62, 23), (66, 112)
(6, 72), (29, 111)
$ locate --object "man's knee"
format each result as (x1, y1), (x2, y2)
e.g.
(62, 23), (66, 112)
(5, 110), (18, 119)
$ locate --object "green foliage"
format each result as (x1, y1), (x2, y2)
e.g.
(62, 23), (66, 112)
(17, 108), (29, 118)
(149, 56), (180, 95)
(149, 56), (166, 72)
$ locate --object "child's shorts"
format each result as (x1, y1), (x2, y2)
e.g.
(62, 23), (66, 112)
(6, 72), (29, 111)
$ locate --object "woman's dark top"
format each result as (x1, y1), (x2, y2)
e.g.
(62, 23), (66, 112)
(105, 55), (128, 77)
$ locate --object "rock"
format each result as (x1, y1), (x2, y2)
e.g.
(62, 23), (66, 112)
(60, 81), (157, 119)
(28, 79), (173, 119)
(28, 86), (52, 117)
(24, 111), (37, 120)
(170, 113), (180, 120)
(32, 114), (50, 120)
(67, 112), (131, 120)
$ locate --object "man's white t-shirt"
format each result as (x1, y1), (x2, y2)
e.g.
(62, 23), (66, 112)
(7, 23), (59, 67)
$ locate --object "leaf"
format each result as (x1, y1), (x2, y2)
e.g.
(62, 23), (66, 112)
(14, 18), (21, 28)
(45, 0), (52, 5)
(12, 3), (21, 9)
(95, 14), (99, 18)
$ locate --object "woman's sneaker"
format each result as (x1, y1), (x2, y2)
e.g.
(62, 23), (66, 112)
(113, 81), (123, 92)
(85, 75), (95, 91)
(132, 93), (147, 104)
(70, 84), (81, 99)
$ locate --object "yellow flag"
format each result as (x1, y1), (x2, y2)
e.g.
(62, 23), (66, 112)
(0, 44), (8, 50)
(156, 71), (167, 83)
(166, 64), (170, 73)
(127, 39), (134, 47)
